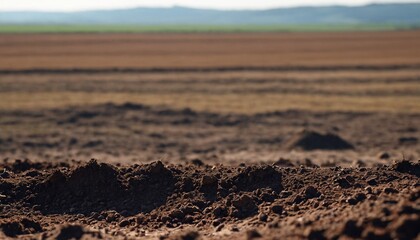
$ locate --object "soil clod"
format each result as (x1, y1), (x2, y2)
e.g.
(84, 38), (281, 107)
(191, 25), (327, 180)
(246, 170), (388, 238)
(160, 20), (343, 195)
(285, 130), (354, 151)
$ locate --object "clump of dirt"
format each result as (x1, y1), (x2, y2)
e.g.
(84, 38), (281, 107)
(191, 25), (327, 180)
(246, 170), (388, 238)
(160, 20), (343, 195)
(274, 158), (296, 167)
(4, 159), (47, 173)
(1, 159), (70, 173)
(230, 194), (258, 218)
(45, 224), (107, 240)
(124, 160), (176, 213)
(0, 217), (42, 237)
(229, 165), (282, 192)
(34, 159), (176, 215)
(34, 159), (125, 214)
(285, 129), (354, 150)
(392, 160), (420, 177)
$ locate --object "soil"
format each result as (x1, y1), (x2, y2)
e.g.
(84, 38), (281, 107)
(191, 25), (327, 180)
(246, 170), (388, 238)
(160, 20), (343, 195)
(0, 31), (419, 239)
(284, 130), (354, 151)
(1, 103), (419, 166)
(0, 158), (419, 239)
(0, 102), (419, 240)
(1, 31), (420, 70)
(1, 104), (419, 239)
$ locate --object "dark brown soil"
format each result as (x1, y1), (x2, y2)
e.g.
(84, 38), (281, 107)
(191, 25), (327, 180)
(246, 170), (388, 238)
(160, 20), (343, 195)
(1, 103), (419, 166)
(0, 103), (419, 238)
(0, 158), (419, 239)
(284, 130), (354, 151)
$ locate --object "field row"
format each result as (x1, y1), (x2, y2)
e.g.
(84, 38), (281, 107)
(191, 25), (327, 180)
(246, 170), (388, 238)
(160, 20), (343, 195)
(1, 91), (419, 114)
(2, 66), (419, 113)
(1, 32), (419, 113)
(1, 31), (420, 69)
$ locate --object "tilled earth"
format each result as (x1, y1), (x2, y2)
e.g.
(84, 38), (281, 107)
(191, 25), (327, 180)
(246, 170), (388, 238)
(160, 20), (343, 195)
(1, 31), (420, 239)
(0, 159), (419, 239)
(0, 103), (419, 166)
(0, 104), (419, 239)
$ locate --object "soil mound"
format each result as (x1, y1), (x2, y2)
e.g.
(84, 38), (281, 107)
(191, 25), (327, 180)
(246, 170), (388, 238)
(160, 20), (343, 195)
(230, 165), (283, 192)
(392, 160), (420, 177)
(36, 159), (125, 214)
(0, 218), (42, 237)
(53, 225), (105, 240)
(285, 130), (354, 150)
(33, 160), (176, 215)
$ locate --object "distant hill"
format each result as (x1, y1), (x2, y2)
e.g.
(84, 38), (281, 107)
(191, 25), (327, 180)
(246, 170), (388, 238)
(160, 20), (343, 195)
(1, 3), (420, 25)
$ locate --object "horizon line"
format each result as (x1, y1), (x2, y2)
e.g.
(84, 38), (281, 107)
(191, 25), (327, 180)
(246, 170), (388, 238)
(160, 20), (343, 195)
(1, 1), (419, 13)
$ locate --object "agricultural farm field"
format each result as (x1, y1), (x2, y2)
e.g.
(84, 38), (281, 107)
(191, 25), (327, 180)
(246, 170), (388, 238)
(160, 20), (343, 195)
(0, 30), (419, 239)
(1, 31), (420, 114)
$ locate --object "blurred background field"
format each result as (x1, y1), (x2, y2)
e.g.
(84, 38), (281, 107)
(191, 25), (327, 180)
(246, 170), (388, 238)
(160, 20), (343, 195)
(1, 2), (419, 165)
(1, 31), (419, 114)
(1, 71), (420, 113)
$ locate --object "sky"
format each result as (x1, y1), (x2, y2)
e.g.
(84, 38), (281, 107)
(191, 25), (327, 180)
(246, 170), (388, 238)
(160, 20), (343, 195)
(0, 0), (419, 11)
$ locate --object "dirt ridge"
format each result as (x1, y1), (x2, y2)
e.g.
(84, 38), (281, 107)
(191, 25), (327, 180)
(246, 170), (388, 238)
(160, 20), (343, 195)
(1, 64), (420, 75)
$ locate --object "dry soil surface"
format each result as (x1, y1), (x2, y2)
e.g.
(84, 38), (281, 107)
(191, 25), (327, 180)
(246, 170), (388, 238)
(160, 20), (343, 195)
(0, 159), (419, 239)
